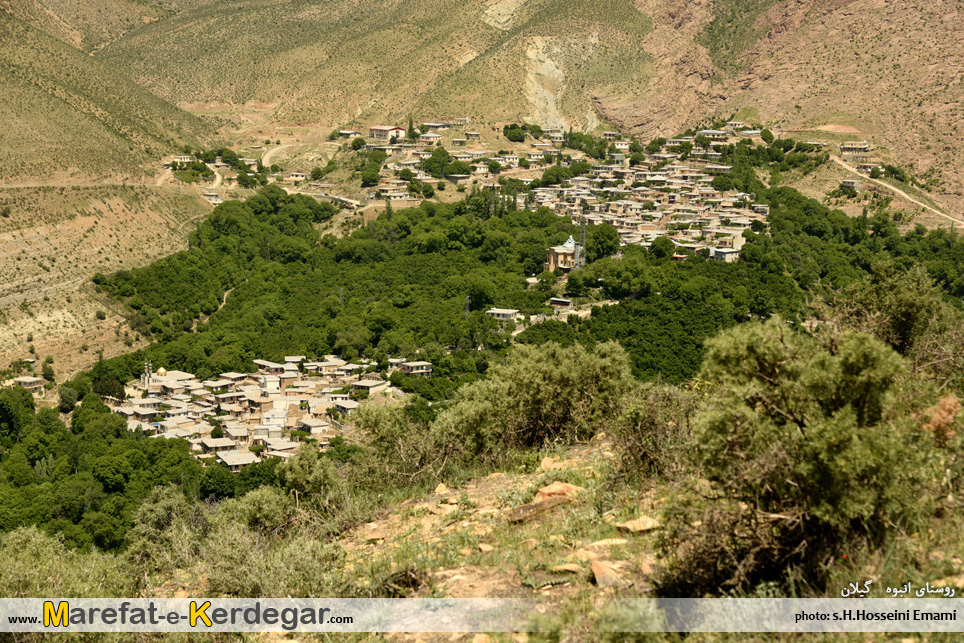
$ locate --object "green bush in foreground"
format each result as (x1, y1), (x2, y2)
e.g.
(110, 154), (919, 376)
(655, 316), (950, 596)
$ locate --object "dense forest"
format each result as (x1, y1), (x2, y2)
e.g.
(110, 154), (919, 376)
(85, 186), (575, 398)
(0, 387), (200, 550)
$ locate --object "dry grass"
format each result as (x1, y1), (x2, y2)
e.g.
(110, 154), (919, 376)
(0, 14), (213, 183)
(0, 184), (208, 376)
(96, 0), (653, 132)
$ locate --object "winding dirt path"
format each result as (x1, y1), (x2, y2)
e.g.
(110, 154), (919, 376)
(831, 156), (960, 225)
(155, 167), (172, 187)
(262, 144), (293, 167)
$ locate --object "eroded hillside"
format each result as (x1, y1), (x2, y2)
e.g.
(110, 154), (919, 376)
(0, 185), (210, 374)
(605, 0), (964, 213)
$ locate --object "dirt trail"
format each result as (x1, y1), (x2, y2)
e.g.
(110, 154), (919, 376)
(831, 156), (960, 225)
(262, 144), (293, 167)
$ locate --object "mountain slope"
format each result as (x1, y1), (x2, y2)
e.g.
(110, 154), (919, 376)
(0, 13), (214, 182)
(97, 0), (654, 129)
(602, 0), (964, 213)
(1, 0), (165, 51)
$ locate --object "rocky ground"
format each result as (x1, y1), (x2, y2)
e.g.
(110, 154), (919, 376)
(155, 435), (663, 641)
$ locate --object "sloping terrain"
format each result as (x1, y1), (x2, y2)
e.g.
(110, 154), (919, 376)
(1, 0), (165, 51)
(0, 185), (209, 375)
(723, 0), (964, 214)
(604, 0), (964, 213)
(0, 13), (213, 182)
(97, 0), (654, 130)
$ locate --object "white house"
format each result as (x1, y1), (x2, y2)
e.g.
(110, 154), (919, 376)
(485, 308), (520, 322)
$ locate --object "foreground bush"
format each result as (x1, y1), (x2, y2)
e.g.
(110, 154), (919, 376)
(353, 341), (634, 486)
(0, 527), (133, 597)
(609, 383), (701, 483)
(434, 341), (633, 454)
(656, 317), (952, 595)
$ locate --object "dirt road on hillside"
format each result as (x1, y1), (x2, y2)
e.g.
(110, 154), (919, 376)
(831, 156), (960, 225)
(262, 144), (293, 167)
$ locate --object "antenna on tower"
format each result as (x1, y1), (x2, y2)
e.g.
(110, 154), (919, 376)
(575, 215), (587, 267)
(464, 295), (471, 320)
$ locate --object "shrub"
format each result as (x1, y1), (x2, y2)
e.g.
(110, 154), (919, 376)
(58, 387), (79, 413)
(0, 527), (133, 597)
(353, 400), (461, 485)
(433, 342), (634, 456)
(127, 485), (207, 576)
(609, 383), (701, 482)
(655, 317), (942, 596)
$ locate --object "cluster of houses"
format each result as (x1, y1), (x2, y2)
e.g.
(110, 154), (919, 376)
(837, 141), (880, 191)
(532, 135), (771, 263)
(332, 122), (772, 259)
(108, 356), (433, 472)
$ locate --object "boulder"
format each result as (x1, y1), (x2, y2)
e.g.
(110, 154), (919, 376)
(591, 559), (622, 588)
(534, 481), (585, 503)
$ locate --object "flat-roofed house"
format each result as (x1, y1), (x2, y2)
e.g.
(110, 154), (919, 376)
(485, 308), (521, 322)
(332, 399), (360, 416)
(369, 126), (406, 140)
(298, 417), (330, 435)
(265, 438), (300, 453)
(253, 359), (285, 374)
(201, 437), (237, 454)
(220, 372), (248, 388)
(840, 141), (871, 154)
(696, 129), (729, 141)
(334, 363), (363, 379)
(225, 426), (249, 444)
(13, 376), (44, 393)
(202, 379), (231, 393)
(711, 247), (741, 263)
(218, 450), (260, 472)
(400, 361), (432, 377)
(353, 379), (389, 395)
